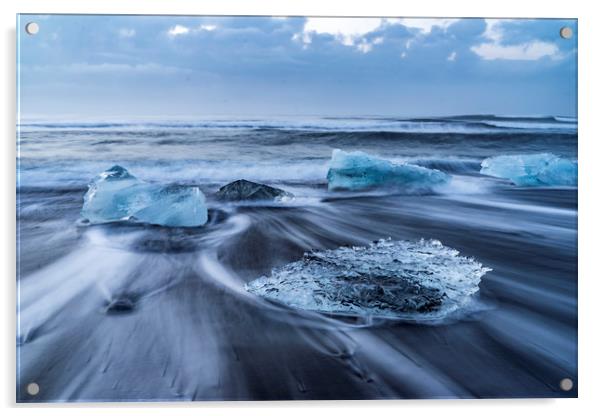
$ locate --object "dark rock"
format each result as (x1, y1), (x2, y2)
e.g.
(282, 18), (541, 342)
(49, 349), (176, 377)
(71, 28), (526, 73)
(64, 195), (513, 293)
(215, 179), (293, 201)
(105, 295), (137, 314)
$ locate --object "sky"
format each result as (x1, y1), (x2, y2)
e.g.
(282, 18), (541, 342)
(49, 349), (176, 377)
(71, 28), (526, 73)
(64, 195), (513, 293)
(17, 15), (577, 120)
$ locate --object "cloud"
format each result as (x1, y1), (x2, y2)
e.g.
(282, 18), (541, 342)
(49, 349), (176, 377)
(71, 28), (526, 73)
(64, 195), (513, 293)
(471, 41), (559, 61)
(293, 17), (460, 53)
(291, 31), (312, 46)
(298, 17), (383, 49)
(471, 19), (560, 61)
(118, 28), (136, 38)
(199, 24), (217, 32)
(447, 51), (457, 61)
(481, 19), (504, 42)
(167, 23), (218, 38)
(356, 36), (383, 53)
(167, 24), (190, 37)
(386, 18), (459, 34)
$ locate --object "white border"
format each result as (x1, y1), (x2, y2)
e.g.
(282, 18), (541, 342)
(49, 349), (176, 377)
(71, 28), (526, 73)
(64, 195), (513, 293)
(2, 1), (601, 415)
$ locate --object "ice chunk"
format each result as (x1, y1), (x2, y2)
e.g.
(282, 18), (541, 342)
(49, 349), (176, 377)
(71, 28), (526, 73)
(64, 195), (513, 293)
(246, 238), (490, 321)
(480, 153), (577, 187)
(215, 179), (293, 201)
(327, 149), (450, 192)
(81, 165), (208, 227)
(131, 185), (208, 227)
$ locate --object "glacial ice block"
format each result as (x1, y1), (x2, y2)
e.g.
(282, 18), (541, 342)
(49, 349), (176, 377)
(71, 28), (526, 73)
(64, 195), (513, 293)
(326, 149), (450, 192)
(81, 165), (208, 227)
(245, 238), (490, 321)
(480, 153), (577, 187)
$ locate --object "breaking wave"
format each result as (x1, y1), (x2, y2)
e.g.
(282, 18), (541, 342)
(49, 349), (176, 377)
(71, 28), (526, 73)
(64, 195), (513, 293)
(19, 114), (576, 134)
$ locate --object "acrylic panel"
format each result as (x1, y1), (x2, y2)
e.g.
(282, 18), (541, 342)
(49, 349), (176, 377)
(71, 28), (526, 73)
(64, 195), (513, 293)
(16, 15), (578, 402)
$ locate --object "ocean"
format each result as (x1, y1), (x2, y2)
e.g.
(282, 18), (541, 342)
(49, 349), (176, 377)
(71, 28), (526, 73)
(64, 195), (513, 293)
(16, 115), (578, 400)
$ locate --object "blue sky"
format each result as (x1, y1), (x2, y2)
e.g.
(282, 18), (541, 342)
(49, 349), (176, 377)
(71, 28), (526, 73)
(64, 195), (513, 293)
(18, 15), (577, 119)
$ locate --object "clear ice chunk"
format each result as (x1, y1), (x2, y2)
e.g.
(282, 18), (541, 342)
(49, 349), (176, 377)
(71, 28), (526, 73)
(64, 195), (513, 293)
(245, 238), (490, 321)
(327, 149), (450, 192)
(480, 153), (577, 187)
(81, 165), (208, 227)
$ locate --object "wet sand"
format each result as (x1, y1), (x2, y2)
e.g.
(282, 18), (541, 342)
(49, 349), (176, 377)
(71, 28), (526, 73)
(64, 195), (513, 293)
(17, 184), (577, 401)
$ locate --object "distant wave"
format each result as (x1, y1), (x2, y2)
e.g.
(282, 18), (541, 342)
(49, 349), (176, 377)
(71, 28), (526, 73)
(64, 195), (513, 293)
(554, 116), (577, 123)
(407, 115), (577, 131)
(431, 114), (575, 123)
(18, 114), (577, 134)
